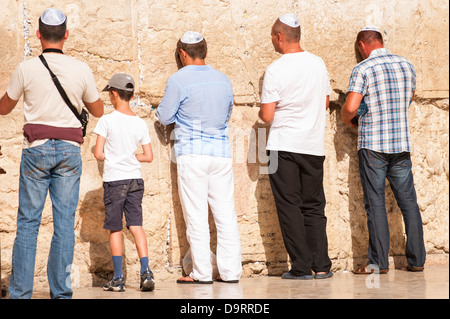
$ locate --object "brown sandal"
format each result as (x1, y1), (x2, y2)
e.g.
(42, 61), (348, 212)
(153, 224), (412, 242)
(176, 276), (213, 284)
(405, 266), (424, 272)
(352, 264), (389, 274)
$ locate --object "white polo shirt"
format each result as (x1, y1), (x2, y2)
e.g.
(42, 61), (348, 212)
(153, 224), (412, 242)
(261, 51), (331, 156)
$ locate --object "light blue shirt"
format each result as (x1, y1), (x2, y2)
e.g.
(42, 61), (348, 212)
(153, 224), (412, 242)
(157, 65), (234, 158)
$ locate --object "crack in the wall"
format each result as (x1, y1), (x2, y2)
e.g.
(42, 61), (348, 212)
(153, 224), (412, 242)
(414, 97), (449, 111)
(135, 23), (145, 109)
(132, 0), (173, 269)
(132, 0), (152, 111)
(165, 213), (171, 268)
(71, 49), (134, 64)
(22, 0), (32, 59)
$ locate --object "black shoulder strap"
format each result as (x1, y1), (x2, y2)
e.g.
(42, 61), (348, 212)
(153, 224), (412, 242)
(39, 54), (83, 123)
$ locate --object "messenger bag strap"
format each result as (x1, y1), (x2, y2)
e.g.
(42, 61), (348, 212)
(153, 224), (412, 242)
(38, 54), (83, 124)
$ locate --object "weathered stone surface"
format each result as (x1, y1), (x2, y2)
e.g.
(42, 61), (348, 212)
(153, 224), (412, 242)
(0, 0), (448, 289)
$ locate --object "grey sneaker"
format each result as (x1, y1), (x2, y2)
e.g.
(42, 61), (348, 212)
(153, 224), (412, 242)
(103, 275), (125, 292)
(140, 269), (155, 291)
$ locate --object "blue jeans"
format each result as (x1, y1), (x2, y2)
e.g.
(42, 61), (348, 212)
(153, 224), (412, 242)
(358, 149), (426, 270)
(9, 140), (82, 299)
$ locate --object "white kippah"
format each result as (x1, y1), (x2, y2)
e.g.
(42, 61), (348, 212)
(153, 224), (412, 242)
(40, 8), (66, 26)
(180, 31), (204, 44)
(279, 13), (300, 28)
(360, 25), (382, 34)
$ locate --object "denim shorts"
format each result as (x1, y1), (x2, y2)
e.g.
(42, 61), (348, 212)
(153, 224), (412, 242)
(103, 179), (144, 231)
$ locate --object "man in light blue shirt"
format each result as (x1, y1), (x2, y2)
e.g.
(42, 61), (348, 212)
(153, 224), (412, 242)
(157, 31), (242, 284)
(157, 35), (233, 158)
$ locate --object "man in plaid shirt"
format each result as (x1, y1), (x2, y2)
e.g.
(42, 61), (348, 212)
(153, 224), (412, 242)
(342, 26), (426, 275)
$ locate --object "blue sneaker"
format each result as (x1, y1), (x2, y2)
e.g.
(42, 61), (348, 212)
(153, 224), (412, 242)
(140, 269), (155, 291)
(103, 275), (125, 292)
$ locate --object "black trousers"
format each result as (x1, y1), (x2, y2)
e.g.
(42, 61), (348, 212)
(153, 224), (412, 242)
(269, 151), (331, 276)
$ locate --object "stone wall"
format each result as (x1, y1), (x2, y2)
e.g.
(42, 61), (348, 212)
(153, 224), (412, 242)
(0, 0), (448, 289)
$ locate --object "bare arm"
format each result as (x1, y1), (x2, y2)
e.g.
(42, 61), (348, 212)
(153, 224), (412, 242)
(326, 95), (330, 110)
(342, 92), (363, 128)
(136, 143), (153, 163)
(94, 134), (106, 161)
(259, 102), (276, 123)
(0, 93), (19, 116)
(84, 98), (104, 118)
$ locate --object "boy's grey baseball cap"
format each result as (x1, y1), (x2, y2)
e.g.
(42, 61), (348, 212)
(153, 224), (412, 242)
(102, 73), (135, 92)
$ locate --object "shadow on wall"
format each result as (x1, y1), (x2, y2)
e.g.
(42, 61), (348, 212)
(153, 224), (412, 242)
(248, 121), (289, 275)
(253, 72), (289, 275)
(78, 188), (112, 287)
(0, 146), (6, 174)
(77, 147), (129, 286)
(153, 121), (190, 269)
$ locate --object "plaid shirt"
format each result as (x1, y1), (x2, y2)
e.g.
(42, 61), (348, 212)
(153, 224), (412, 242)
(348, 48), (416, 153)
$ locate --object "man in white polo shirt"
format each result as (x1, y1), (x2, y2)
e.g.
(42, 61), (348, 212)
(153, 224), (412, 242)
(0, 8), (103, 299)
(259, 14), (332, 280)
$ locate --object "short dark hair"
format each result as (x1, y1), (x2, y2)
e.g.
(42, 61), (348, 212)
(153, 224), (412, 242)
(38, 18), (67, 43)
(272, 18), (301, 43)
(357, 30), (384, 45)
(176, 38), (208, 60)
(110, 83), (134, 102)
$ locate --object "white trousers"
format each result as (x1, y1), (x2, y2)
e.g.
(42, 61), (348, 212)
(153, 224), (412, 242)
(177, 155), (242, 282)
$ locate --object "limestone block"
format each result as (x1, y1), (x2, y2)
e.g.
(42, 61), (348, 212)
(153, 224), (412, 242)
(0, 0), (22, 91)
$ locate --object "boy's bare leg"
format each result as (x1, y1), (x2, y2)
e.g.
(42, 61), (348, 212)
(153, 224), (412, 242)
(110, 230), (123, 256)
(128, 226), (148, 258)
